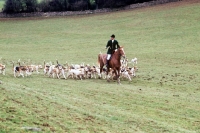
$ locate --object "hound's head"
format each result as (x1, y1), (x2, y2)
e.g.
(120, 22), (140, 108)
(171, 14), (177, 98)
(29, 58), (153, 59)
(134, 66), (138, 71)
(0, 64), (5, 70)
(58, 65), (63, 70)
(38, 65), (43, 69)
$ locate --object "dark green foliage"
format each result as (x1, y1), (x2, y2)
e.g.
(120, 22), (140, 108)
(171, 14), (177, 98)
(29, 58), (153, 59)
(3, 0), (37, 13)
(3, 0), (23, 13)
(24, 0), (38, 12)
(38, 0), (68, 12)
(3, 0), (155, 13)
(37, 0), (49, 12)
(96, 0), (154, 9)
(70, 0), (88, 11)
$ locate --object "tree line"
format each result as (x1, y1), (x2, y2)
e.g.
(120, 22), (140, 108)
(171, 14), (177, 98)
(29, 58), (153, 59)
(3, 0), (154, 13)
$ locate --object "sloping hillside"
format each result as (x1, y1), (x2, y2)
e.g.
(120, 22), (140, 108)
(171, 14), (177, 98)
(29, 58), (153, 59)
(0, 0), (200, 132)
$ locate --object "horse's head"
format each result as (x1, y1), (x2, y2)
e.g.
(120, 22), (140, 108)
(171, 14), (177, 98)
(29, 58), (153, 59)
(118, 46), (126, 58)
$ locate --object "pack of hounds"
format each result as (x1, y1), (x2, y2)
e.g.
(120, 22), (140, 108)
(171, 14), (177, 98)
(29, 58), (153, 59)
(0, 57), (138, 81)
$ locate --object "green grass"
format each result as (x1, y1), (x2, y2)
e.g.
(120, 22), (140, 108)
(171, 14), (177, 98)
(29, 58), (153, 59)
(0, 0), (4, 12)
(1, 1), (200, 132)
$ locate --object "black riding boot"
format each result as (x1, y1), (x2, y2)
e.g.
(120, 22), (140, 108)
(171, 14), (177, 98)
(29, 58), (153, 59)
(106, 59), (109, 67)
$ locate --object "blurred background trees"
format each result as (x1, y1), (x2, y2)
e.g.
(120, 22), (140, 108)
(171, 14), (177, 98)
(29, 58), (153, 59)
(3, 0), (154, 13)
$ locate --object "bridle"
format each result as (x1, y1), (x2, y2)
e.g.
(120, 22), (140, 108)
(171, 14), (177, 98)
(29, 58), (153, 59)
(119, 48), (126, 59)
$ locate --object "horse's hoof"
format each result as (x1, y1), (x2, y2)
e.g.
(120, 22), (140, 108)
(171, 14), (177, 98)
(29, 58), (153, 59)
(107, 80), (110, 82)
(117, 79), (120, 84)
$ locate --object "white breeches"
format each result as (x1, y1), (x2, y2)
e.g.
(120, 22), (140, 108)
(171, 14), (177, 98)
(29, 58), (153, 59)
(107, 54), (111, 60)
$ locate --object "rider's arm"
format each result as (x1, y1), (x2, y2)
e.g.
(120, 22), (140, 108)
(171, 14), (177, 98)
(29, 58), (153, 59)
(106, 40), (110, 49)
(116, 40), (120, 48)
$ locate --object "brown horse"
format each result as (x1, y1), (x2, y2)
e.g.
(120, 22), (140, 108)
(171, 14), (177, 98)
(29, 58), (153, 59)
(98, 46), (126, 84)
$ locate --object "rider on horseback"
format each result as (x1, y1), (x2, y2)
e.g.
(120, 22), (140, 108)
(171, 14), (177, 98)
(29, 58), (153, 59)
(105, 34), (120, 67)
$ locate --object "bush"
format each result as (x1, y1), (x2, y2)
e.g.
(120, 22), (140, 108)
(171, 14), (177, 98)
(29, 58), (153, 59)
(3, 0), (38, 13)
(3, 0), (23, 13)
(3, 0), (156, 13)
(71, 0), (88, 11)
(24, 0), (38, 12)
(38, 0), (68, 12)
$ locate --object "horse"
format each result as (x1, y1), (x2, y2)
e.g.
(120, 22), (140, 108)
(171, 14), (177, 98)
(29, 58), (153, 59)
(98, 46), (126, 84)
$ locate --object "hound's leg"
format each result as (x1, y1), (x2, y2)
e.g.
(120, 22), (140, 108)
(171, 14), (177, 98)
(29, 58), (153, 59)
(62, 70), (66, 79)
(93, 72), (97, 79)
(80, 75), (82, 80)
(3, 70), (5, 75)
(126, 72), (132, 81)
(36, 68), (40, 74)
(14, 71), (16, 77)
(56, 73), (60, 79)
(36, 67), (40, 74)
(20, 72), (24, 78)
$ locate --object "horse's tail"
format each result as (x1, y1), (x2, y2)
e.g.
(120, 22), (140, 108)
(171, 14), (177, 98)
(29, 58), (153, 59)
(98, 54), (101, 65)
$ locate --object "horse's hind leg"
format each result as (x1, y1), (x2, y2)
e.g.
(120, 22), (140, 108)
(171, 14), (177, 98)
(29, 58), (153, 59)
(99, 65), (103, 79)
(106, 73), (110, 82)
(106, 67), (111, 82)
(117, 77), (121, 84)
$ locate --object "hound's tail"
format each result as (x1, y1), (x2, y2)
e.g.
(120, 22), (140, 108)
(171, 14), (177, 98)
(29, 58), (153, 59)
(11, 61), (15, 70)
(44, 60), (46, 68)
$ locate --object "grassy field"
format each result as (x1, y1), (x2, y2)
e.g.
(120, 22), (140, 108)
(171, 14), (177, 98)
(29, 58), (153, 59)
(0, 0), (200, 132)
